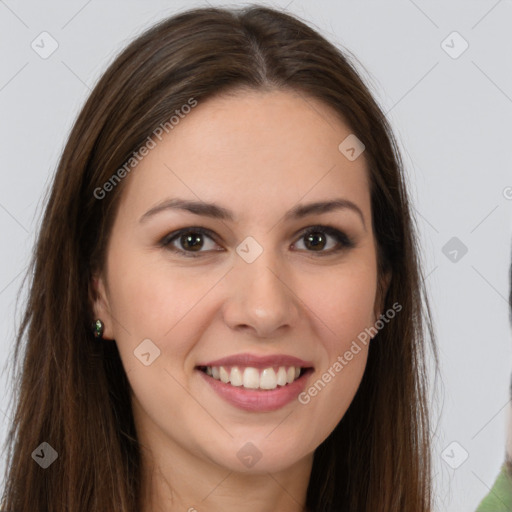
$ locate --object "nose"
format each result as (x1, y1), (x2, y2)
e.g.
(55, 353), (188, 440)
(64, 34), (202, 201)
(222, 247), (301, 338)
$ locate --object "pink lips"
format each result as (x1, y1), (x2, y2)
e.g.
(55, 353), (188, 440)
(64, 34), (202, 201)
(197, 352), (314, 369)
(196, 352), (314, 412)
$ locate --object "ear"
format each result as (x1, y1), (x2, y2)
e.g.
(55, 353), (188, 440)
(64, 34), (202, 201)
(90, 272), (115, 340)
(374, 269), (392, 321)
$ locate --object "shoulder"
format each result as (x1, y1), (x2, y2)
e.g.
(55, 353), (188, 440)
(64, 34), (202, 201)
(474, 463), (512, 512)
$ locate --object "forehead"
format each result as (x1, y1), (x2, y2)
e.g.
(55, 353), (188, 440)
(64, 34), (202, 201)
(117, 89), (371, 223)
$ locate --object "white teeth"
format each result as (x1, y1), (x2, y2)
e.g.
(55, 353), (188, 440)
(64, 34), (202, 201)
(243, 367), (260, 389)
(276, 367), (288, 386)
(260, 368), (277, 390)
(219, 366), (230, 383)
(230, 366), (243, 386)
(203, 365), (304, 390)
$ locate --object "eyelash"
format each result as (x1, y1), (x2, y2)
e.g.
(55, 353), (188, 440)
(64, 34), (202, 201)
(159, 225), (355, 258)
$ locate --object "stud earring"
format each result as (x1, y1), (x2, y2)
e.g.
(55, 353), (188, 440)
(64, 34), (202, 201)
(92, 319), (104, 339)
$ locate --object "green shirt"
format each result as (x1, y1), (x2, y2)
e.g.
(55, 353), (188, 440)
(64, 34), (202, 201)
(476, 464), (512, 511)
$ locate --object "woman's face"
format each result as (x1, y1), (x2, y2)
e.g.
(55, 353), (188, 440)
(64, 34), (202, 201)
(93, 89), (387, 475)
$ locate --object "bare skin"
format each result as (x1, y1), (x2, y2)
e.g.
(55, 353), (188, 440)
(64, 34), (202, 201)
(92, 88), (390, 512)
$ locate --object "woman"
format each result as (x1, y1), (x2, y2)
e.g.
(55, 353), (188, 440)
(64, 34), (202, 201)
(0, 6), (437, 511)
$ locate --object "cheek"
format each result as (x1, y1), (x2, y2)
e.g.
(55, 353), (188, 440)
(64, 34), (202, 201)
(107, 260), (181, 336)
(106, 250), (226, 357)
(301, 260), (378, 348)
(294, 257), (376, 423)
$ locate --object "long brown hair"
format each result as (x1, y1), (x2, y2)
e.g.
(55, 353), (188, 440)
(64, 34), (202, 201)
(1, 6), (438, 511)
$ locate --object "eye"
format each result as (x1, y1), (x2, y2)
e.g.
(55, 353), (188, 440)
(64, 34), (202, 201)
(160, 227), (221, 258)
(160, 224), (354, 258)
(292, 225), (354, 255)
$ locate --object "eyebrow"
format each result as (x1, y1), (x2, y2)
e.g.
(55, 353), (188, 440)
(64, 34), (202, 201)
(139, 197), (366, 230)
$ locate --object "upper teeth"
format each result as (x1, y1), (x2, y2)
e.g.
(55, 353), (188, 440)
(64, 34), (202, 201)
(204, 366), (302, 390)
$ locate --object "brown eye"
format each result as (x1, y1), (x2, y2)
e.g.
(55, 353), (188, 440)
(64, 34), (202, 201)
(160, 227), (221, 257)
(160, 224), (354, 259)
(179, 232), (204, 251)
(294, 225), (354, 255)
(304, 231), (327, 251)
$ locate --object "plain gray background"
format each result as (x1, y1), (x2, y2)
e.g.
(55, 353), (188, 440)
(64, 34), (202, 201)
(1, 1), (511, 510)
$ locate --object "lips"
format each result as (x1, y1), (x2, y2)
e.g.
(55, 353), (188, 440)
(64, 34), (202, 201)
(197, 353), (314, 370)
(195, 353), (314, 411)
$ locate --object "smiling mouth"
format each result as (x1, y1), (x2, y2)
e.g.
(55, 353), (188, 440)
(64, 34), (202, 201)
(196, 365), (313, 391)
